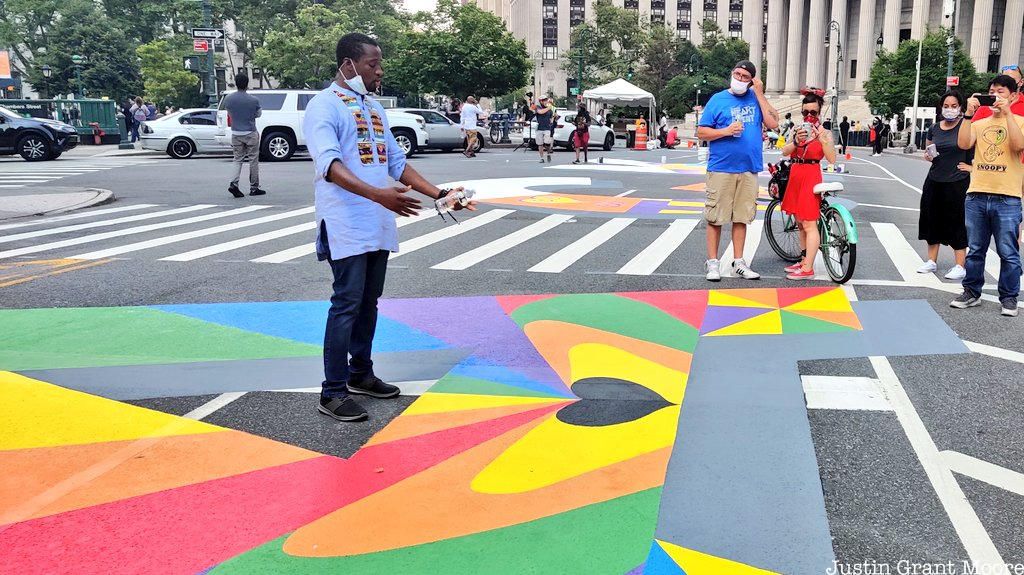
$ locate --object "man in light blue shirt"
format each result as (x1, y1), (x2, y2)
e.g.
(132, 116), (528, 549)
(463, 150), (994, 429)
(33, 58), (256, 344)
(303, 33), (475, 422)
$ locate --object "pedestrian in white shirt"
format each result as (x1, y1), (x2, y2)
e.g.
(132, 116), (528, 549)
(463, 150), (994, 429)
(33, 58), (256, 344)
(460, 96), (483, 158)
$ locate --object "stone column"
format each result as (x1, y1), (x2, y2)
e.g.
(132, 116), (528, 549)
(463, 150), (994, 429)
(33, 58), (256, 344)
(883, 0), (900, 51)
(744, 0), (766, 70)
(855, 0), (877, 94)
(805, 0), (828, 88)
(718, 0), (730, 36)
(826, 0), (848, 97)
(910, 0), (930, 39)
(969, 0), (994, 73)
(691, 0), (703, 44)
(784, 0), (806, 93)
(1001, 0), (1024, 71)
(767, 0), (787, 93)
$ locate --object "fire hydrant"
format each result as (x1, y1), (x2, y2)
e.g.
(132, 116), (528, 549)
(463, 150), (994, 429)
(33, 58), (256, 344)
(88, 122), (105, 145)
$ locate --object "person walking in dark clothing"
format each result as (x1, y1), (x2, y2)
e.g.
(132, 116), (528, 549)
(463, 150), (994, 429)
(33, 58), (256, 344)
(223, 73), (266, 197)
(839, 116), (850, 154)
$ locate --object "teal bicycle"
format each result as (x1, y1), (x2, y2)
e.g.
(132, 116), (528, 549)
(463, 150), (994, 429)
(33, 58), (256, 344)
(764, 160), (858, 284)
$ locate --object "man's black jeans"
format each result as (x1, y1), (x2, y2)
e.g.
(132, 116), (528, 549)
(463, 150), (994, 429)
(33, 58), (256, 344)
(322, 249), (389, 399)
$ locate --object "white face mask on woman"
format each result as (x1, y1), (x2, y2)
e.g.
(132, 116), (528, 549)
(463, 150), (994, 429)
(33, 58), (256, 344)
(729, 78), (750, 95)
(941, 107), (961, 121)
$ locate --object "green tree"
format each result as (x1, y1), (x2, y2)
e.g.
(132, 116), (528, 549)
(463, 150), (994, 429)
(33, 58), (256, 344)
(391, 2), (528, 97)
(659, 22), (747, 117)
(635, 25), (681, 98)
(565, 0), (645, 86)
(252, 2), (353, 89)
(865, 30), (982, 117)
(136, 39), (205, 108)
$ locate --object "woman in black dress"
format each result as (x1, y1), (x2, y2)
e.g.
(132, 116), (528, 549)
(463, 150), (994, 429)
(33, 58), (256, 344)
(918, 91), (971, 279)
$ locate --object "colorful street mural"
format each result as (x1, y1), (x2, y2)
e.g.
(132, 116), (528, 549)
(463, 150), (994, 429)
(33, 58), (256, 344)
(1, 288), (872, 574)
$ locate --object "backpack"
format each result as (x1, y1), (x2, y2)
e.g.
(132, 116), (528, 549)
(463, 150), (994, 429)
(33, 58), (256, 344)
(133, 106), (148, 123)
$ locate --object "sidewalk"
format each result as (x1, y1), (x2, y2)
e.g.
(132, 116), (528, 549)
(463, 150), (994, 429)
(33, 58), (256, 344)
(0, 187), (114, 221)
(60, 144), (162, 159)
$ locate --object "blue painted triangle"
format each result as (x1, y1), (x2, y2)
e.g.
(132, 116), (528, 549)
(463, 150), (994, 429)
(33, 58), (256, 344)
(642, 540), (686, 575)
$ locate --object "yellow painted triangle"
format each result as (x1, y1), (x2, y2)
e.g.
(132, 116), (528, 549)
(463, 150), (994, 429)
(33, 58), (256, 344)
(783, 287), (852, 312)
(0, 371), (222, 451)
(657, 539), (781, 575)
(402, 392), (570, 416)
(706, 309), (782, 337)
(717, 288), (779, 308)
(708, 290), (777, 309)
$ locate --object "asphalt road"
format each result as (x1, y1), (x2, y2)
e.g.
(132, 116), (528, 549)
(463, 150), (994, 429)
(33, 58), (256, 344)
(2, 142), (1022, 573)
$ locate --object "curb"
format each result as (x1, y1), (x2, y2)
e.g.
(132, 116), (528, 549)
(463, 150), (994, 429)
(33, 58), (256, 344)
(0, 188), (115, 222)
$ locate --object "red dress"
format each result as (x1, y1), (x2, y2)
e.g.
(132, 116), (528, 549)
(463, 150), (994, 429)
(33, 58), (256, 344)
(781, 139), (824, 221)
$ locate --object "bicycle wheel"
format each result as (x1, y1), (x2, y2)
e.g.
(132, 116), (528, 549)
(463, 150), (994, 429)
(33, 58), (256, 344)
(764, 199), (803, 262)
(821, 207), (857, 283)
(490, 125), (501, 144)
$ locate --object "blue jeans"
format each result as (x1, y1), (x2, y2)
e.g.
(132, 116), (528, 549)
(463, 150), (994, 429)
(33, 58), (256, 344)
(322, 249), (389, 398)
(963, 193), (1022, 301)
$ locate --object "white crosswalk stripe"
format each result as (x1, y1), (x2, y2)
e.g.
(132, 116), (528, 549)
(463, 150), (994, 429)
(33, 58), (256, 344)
(529, 217), (635, 273)
(0, 159), (160, 189)
(390, 209), (514, 260)
(432, 214), (573, 270)
(161, 221), (317, 262)
(0, 204), (159, 232)
(617, 219), (699, 275)
(0, 205), (215, 244)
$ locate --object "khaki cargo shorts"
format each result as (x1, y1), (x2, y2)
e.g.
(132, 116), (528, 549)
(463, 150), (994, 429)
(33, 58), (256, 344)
(704, 171), (758, 226)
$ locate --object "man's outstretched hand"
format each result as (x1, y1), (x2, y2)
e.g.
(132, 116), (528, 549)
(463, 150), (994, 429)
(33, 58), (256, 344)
(374, 185), (422, 217)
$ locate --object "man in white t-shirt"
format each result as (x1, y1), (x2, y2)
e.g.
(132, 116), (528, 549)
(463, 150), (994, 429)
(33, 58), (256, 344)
(460, 96), (484, 158)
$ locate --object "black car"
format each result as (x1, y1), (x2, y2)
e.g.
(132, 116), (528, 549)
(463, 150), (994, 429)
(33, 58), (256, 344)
(0, 105), (80, 161)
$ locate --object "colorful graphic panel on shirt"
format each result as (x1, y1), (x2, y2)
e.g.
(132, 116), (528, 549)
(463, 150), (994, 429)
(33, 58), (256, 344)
(335, 91), (385, 166)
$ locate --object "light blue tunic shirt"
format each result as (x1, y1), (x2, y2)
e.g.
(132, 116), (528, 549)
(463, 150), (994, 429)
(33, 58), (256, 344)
(302, 83), (408, 261)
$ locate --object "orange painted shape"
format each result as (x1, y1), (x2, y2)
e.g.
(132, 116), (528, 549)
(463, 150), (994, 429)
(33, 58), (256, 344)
(484, 194), (643, 214)
(0, 429), (318, 524)
(495, 294), (557, 316)
(786, 309), (863, 330)
(716, 288), (780, 309)
(671, 183), (707, 191)
(365, 402), (566, 447)
(283, 412), (672, 558)
(523, 320), (693, 387)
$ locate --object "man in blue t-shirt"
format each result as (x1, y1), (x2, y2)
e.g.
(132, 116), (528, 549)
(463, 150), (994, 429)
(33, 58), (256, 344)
(697, 60), (779, 281)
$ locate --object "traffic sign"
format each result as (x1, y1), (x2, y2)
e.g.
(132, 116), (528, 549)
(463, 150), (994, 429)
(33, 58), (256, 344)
(183, 56), (201, 71)
(193, 39), (209, 52)
(191, 28), (225, 40)
(569, 87), (579, 95)
(946, 75), (960, 86)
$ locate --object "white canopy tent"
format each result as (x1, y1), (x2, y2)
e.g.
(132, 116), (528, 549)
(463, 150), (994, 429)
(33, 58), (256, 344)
(582, 78), (656, 123)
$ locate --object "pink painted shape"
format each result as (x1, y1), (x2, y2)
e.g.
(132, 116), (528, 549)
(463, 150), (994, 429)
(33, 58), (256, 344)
(618, 290), (710, 330)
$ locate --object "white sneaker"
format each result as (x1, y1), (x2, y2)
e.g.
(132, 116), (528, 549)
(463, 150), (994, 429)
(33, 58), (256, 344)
(705, 259), (721, 282)
(944, 265), (966, 280)
(917, 260), (937, 274)
(732, 259), (761, 280)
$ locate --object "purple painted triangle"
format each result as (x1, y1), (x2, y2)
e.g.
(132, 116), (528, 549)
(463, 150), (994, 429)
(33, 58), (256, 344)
(378, 296), (570, 395)
(699, 305), (772, 334)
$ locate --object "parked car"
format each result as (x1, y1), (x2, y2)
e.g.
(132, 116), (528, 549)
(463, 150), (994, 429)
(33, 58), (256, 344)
(0, 105), (79, 161)
(390, 108), (485, 153)
(517, 109), (616, 151)
(139, 109), (231, 159)
(214, 89), (429, 160)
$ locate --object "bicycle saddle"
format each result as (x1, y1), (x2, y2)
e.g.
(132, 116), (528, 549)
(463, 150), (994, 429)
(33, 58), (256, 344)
(813, 182), (844, 195)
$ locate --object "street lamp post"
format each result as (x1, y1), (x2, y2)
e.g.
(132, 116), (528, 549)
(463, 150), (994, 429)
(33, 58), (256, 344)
(687, 53), (706, 139)
(907, 36), (925, 153)
(825, 20), (843, 144)
(70, 55), (86, 98)
(40, 65), (51, 99)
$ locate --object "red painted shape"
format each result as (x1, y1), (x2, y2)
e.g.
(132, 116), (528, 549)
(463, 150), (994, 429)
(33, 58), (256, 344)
(496, 294), (557, 315)
(618, 290), (710, 330)
(776, 286), (838, 309)
(0, 404), (562, 575)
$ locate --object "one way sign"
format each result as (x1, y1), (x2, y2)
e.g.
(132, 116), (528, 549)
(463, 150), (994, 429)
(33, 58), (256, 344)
(191, 27), (225, 40)
(183, 56), (201, 71)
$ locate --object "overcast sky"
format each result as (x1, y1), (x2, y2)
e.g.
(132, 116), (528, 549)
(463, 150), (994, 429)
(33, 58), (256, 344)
(401, 0), (438, 12)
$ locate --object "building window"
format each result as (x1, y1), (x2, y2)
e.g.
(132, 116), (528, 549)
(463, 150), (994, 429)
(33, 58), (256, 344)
(543, 46), (558, 59)
(677, 0), (691, 8)
(677, 8), (691, 22)
(849, 59), (857, 78)
(543, 4), (557, 19)
(704, 0), (716, 8)
(543, 24), (558, 45)
(704, 9), (716, 21)
(677, 28), (691, 40)
(899, 28), (911, 42)
(729, 0), (742, 9)
(730, 27), (742, 37)
(570, 0), (584, 25)
(625, 0), (639, 8)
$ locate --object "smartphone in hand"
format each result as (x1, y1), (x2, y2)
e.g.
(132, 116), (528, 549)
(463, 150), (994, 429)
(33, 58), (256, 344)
(976, 94), (997, 107)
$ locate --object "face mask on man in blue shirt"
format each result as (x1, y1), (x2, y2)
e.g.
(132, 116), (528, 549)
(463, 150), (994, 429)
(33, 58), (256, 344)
(340, 60), (369, 95)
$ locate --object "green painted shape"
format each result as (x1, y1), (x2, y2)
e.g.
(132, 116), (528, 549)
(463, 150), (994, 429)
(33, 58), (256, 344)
(210, 488), (662, 574)
(0, 306), (321, 371)
(509, 293), (698, 352)
(779, 310), (854, 335)
(429, 374), (566, 399)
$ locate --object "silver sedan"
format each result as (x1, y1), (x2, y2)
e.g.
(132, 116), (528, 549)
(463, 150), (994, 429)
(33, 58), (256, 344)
(139, 109), (232, 159)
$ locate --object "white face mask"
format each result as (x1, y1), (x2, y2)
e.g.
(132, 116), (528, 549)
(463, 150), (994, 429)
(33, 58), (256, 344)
(729, 78), (749, 95)
(340, 60), (369, 95)
(941, 107), (961, 121)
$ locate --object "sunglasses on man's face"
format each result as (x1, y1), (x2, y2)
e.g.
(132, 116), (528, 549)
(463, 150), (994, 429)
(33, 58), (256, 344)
(801, 109), (820, 117)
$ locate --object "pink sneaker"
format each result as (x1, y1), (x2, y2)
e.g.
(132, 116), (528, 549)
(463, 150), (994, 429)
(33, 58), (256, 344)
(786, 268), (815, 280)
(784, 263), (803, 274)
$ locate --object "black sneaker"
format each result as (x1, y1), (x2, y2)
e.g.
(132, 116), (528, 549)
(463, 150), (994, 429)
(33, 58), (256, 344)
(949, 290), (981, 309)
(347, 374), (400, 398)
(317, 395), (368, 422)
(228, 183), (244, 198)
(249, 187), (267, 196)
(1001, 297), (1018, 317)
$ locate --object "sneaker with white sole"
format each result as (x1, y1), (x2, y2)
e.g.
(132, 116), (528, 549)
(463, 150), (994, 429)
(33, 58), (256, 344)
(732, 259), (761, 280)
(1001, 297), (1018, 317)
(917, 260), (937, 274)
(705, 259), (721, 282)
(949, 290), (981, 309)
(944, 265), (966, 280)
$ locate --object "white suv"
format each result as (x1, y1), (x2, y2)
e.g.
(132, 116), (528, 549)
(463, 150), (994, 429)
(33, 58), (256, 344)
(215, 89), (430, 160)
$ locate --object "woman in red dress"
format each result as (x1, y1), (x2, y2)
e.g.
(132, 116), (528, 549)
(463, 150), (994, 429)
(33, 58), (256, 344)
(780, 92), (836, 280)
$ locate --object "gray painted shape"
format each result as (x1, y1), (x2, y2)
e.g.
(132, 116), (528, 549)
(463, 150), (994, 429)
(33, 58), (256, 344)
(19, 348), (469, 400)
(653, 300), (967, 574)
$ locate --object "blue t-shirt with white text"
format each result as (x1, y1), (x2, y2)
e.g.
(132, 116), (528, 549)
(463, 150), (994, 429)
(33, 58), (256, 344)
(698, 89), (763, 173)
